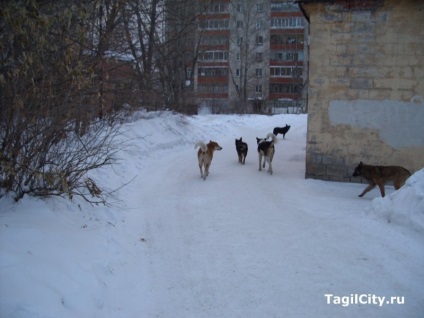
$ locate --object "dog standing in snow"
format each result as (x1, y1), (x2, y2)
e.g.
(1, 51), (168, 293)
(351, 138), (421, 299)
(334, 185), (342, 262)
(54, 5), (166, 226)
(235, 137), (248, 164)
(195, 140), (222, 180)
(273, 124), (291, 139)
(256, 133), (277, 175)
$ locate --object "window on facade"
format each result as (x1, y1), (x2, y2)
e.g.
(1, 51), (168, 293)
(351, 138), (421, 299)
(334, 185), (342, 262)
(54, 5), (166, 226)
(236, 69), (240, 77)
(236, 4), (242, 12)
(256, 3), (264, 12)
(270, 17), (304, 29)
(198, 84), (228, 94)
(256, 35), (263, 46)
(256, 85), (263, 93)
(198, 68), (228, 77)
(200, 51), (229, 61)
(270, 67), (294, 77)
(237, 20), (243, 28)
(201, 36), (229, 46)
(237, 37), (243, 46)
(270, 34), (303, 45)
(271, 51), (304, 61)
(287, 36), (296, 44)
(256, 68), (262, 77)
(256, 20), (263, 29)
(270, 2), (298, 12)
(236, 52), (240, 60)
(292, 67), (303, 77)
(270, 84), (300, 94)
(207, 3), (228, 13)
(255, 52), (263, 61)
(200, 19), (230, 30)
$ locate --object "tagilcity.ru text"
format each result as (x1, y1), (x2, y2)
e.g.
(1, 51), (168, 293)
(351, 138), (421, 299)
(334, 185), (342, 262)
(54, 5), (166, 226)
(325, 294), (405, 307)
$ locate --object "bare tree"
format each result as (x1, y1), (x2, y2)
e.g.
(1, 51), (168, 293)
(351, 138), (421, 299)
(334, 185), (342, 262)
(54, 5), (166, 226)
(160, 0), (209, 113)
(0, 0), (126, 203)
(228, 0), (269, 113)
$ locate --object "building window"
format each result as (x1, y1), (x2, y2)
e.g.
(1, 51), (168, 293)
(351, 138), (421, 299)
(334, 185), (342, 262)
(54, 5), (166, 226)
(236, 4), (242, 12)
(201, 36), (229, 46)
(200, 51), (229, 61)
(287, 36), (296, 44)
(256, 20), (263, 29)
(270, 66), (293, 77)
(236, 69), (240, 77)
(237, 20), (243, 28)
(206, 3), (229, 13)
(256, 85), (263, 93)
(270, 84), (300, 94)
(270, 2), (298, 12)
(270, 34), (304, 45)
(270, 17), (304, 29)
(237, 37), (243, 46)
(256, 68), (262, 77)
(257, 3), (264, 12)
(237, 52), (240, 60)
(269, 66), (303, 78)
(200, 19), (230, 30)
(255, 52), (263, 61)
(271, 51), (304, 61)
(198, 84), (228, 94)
(198, 67), (229, 77)
(256, 35), (263, 46)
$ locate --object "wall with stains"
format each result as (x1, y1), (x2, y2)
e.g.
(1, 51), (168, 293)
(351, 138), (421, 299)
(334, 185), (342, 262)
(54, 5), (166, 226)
(303, 0), (424, 182)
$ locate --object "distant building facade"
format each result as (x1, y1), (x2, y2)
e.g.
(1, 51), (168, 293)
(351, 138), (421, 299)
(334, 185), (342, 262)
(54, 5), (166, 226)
(186, 0), (308, 113)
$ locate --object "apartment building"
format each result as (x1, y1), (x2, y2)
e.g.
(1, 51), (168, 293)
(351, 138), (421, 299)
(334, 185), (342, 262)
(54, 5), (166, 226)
(190, 0), (307, 113)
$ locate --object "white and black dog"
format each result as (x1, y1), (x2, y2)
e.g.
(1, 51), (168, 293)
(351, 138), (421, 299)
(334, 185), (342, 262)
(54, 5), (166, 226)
(256, 133), (277, 175)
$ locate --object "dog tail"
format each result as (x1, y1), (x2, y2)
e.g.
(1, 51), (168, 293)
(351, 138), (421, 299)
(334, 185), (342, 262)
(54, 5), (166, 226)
(267, 133), (277, 145)
(195, 141), (207, 152)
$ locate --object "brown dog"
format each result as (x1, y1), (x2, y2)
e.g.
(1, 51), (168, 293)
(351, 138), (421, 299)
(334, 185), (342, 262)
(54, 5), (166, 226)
(352, 161), (411, 197)
(195, 140), (222, 180)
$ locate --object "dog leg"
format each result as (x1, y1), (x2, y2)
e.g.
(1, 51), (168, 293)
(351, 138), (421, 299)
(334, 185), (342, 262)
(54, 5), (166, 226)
(267, 159), (273, 175)
(199, 164), (204, 179)
(258, 153), (262, 171)
(359, 183), (376, 197)
(204, 162), (210, 180)
(377, 183), (385, 197)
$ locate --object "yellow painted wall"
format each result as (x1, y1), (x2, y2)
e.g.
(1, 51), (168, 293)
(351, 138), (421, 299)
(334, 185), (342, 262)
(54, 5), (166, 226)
(303, 0), (424, 182)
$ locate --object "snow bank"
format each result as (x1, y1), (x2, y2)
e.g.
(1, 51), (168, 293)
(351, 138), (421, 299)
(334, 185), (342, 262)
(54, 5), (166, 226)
(367, 168), (424, 232)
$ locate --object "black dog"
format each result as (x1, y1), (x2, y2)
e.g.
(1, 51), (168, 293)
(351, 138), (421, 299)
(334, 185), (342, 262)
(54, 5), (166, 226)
(273, 124), (291, 139)
(235, 137), (248, 164)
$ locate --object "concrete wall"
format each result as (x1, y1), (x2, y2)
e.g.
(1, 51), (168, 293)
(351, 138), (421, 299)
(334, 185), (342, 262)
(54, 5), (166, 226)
(303, 0), (424, 182)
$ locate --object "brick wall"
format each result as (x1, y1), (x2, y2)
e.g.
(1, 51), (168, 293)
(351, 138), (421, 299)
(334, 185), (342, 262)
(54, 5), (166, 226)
(303, 0), (424, 182)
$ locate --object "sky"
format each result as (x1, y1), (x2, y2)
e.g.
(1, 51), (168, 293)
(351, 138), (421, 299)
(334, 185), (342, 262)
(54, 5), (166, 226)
(0, 111), (423, 318)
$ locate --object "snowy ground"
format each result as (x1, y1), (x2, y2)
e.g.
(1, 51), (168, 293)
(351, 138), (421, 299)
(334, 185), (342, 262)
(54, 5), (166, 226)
(1, 112), (423, 318)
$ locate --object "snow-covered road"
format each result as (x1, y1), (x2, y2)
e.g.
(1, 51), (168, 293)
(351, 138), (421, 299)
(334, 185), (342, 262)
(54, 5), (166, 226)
(1, 113), (423, 318)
